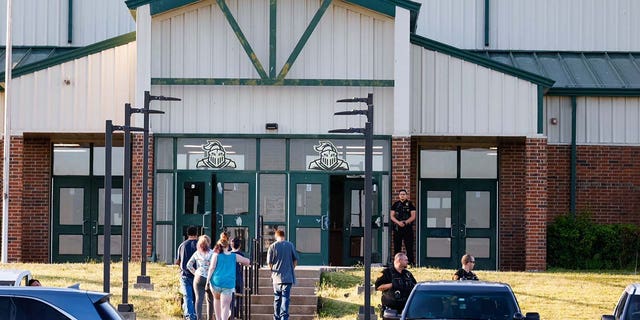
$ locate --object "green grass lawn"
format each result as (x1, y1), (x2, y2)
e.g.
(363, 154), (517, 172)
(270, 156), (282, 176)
(0, 262), (635, 319)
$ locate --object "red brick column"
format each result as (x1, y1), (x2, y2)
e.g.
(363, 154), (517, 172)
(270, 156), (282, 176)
(391, 137), (413, 260)
(0, 136), (25, 261)
(498, 142), (526, 271)
(22, 137), (51, 262)
(131, 133), (154, 261)
(524, 138), (547, 271)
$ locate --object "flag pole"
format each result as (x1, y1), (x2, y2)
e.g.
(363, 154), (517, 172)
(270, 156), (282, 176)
(2, 0), (13, 263)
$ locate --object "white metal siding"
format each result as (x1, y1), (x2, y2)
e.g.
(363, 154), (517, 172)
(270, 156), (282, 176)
(410, 45), (538, 136)
(149, 85), (394, 135)
(151, 0), (394, 80)
(415, 0), (640, 51)
(0, 0), (134, 47)
(547, 96), (640, 145)
(8, 42), (136, 134)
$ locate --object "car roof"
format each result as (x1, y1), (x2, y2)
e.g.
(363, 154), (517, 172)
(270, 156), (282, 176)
(626, 283), (640, 294)
(413, 280), (515, 293)
(0, 269), (31, 286)
(0, 286), (112, 319)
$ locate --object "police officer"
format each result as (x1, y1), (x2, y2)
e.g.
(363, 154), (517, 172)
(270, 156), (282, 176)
(375, 252), (417, 314)
(390, 189), (416, 265)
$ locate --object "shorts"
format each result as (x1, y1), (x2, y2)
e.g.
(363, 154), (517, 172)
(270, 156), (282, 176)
(211, 285), (235, 296)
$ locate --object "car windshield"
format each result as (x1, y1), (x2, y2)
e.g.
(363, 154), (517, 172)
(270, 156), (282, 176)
(405, 290), (517, 320)
(625, 294), (640, 320)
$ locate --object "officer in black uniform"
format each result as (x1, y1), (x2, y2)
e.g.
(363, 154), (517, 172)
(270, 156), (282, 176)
(375, 252), (417, 315)
(390, 189), (416, 265)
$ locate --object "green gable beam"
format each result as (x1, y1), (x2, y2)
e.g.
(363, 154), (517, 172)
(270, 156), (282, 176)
(547, 88), (640, 96)
(68, 0), (73, 43)
(152, 78), (393, 87)
(216, 0), (268, 79)
(411, 34), (555, 87)
(276, 0), (332, 80)
(344, 0), (394, 16)
(0, 32), (136, 82)
(269, 0), (277, 78)
(484, 0), (489, 46)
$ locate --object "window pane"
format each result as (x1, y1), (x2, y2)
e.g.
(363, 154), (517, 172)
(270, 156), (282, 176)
(260, 139), (286, 170)
(59, 235), (83, 254)
(98, 235), (122, 255)
(461, 148), (497, 178)
(59, 188), (84, 225)
(289, 139), (389, 171)
(427, 191), (451, 228)
(466, 191), (490, 228)
(12, 297), (69, 320)
(223, 183), (249, 215)
(420, 149), (457, 178)
(93, 147), (124, 175)
(156, 137), (174, 170)
(426, 237), (451, 258)
(183, 182), (205, 214)
(295, 184), (322, 216)
(260, 174), (286, 222)
(176, 138), (256, 170)
(155, 173), (174, 221)
(99, 188), (123, 226)
(155, 225), (173, 264)
(296, 228), (320, 253)
(53, 147), (89, 175)
(466, 238), (490, 258)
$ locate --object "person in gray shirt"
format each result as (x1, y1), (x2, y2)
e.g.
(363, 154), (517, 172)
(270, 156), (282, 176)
(267, 229), (299, 320)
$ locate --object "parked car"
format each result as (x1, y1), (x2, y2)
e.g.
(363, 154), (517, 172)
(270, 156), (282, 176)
(602, 283), (640, 320)
(0, 269), (32, 286)
(397, 281), (539, 320)
(0, 286), (123, 319)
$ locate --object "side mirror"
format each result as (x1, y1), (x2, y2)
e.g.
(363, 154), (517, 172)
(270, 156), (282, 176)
(601, 316), (615, 320)
(525, 312), (540, 320)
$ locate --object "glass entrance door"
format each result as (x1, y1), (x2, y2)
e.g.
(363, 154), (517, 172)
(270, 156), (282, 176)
(420, 179), (497, 269)
(342, 178), (382, 266)
(52, 177), (123, 262)
(289, 173), (329, 265)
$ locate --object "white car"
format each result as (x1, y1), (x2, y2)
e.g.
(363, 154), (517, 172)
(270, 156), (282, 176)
(0, 269), (32, 286)
(602, 283), (640, 320)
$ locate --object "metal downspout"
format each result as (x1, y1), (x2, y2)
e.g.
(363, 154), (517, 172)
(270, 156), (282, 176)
(570, 96), (577, 217)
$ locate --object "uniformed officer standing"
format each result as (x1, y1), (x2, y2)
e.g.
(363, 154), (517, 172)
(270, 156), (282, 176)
(390, 189), (416, 265)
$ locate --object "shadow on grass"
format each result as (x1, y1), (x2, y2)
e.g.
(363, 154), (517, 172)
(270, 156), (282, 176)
(317, 296), (362, 319)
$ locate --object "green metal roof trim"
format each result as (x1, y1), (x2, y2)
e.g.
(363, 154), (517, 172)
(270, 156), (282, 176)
(0, 47), (80, 74)
(410, 34), (555, 87)
(0, 32), (136, 82)
(471, 51), (640, 96)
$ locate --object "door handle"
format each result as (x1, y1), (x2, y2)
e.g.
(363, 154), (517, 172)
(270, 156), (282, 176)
(202, 211), (210, 231)
(460, 224), (467, 238)
(82, 219), (88, 235)
(93, 220), (98, 235)
(320, 215), (329, 231)
(216, 212), (223, 230)
(450, 223), (456, 238)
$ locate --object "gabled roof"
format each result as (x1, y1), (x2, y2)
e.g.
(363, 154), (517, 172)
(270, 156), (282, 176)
(472, 51), (640, 96)
(0, 32), (136, 83)
(411, 34), (555, 87)
(125, 0), (422, 31)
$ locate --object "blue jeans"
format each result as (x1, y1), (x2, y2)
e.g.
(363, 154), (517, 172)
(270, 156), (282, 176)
(180, 275), (196, 320)
(273, 283), (292, 320)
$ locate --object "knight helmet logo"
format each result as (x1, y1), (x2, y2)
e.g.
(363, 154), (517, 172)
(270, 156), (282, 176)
(196, 140), (237, 169)
(308, 140), (349, 171)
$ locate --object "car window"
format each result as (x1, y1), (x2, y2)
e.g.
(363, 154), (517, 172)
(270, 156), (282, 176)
(405, 290), (517, 320)
(0, 296), (70, 320)
(616, 292), (629, 318)
(625, 294), (640, 320)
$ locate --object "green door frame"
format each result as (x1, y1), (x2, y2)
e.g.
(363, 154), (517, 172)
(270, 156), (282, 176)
(341, 176), (383, 265)
(176, 171), (213, 245)
(289, 173), (329, 265)
(52, 176), (123, 262)
(213, 172), (257, 255)
(420, 178), (497, 270)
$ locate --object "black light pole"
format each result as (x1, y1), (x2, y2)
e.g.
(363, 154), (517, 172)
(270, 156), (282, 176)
(331, 93), (374, 320)
(134, 91), (179, 290)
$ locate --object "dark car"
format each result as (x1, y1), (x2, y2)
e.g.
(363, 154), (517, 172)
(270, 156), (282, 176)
(0, 286), (123, 319)
(399, 281), (539, 320)
(602, 283), (640, 320)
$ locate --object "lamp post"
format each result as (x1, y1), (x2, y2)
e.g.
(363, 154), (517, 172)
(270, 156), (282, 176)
(330, 93), (374, 320)
(134, 91), (180, 290)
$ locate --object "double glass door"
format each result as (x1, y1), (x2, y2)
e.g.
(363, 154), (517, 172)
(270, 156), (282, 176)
(176, 171), (256, 255)
(289, 173), (329, 265)
(52, 177), (123, 262)
(420, 179), (497, 269)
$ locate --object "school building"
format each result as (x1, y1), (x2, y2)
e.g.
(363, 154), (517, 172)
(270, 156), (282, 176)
(1, 0), (639, 271)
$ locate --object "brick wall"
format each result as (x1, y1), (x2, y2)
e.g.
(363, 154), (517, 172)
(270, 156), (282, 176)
(391, 137), (413, 261)
(130, 133), (154, 261)
(21, 137), (51, 262)
(548, 145), (640, 224)
(0, 137), (25, 261)
(524, 138), (547, 271)
(498, 141), (527, 271)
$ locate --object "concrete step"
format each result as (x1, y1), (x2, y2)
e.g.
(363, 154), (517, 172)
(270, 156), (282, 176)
(258, 277), (318, 288)
(251, 294), (317, 305)
(258, 268), (321, 279)
(250, 304), (317, 314)
(254, 286), (316, 295)
(249, 314), (317, 320)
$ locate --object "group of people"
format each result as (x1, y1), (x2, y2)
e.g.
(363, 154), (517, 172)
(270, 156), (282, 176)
(177, 227), (298, 320)
(375, 253), (479, 316)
